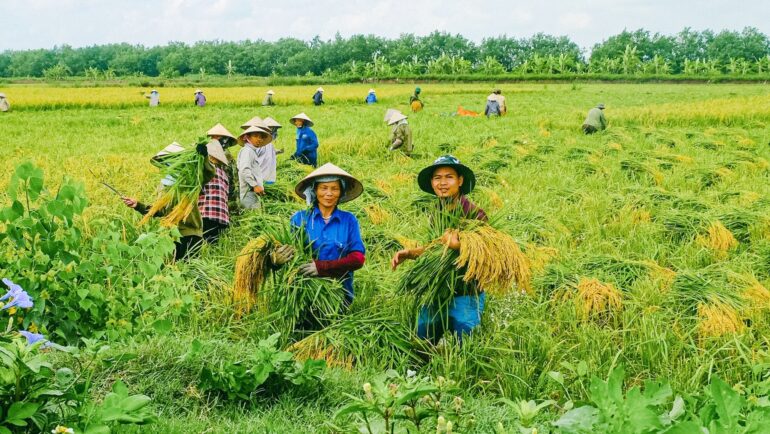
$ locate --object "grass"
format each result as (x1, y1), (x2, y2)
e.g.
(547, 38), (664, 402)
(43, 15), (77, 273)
(3, 82), (770, 432)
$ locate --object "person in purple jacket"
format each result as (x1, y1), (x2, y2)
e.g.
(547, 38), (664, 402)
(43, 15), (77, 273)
(194, 89), (206, 107)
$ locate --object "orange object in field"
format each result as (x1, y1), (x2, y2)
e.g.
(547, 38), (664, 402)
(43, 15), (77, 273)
(456, 105), (479, 117)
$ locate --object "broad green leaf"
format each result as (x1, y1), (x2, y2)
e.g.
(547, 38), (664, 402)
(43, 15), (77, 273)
(710, 377), (743, 431)
(552, 406), (599, 432)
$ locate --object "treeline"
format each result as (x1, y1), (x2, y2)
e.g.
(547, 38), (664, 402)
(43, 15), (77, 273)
(2, 27), (770, 79)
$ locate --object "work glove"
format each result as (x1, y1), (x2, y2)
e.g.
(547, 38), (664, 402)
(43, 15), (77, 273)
(196, 143), (208, 157)
(298, 262), (319, 277)
(270, 244), (295, 266)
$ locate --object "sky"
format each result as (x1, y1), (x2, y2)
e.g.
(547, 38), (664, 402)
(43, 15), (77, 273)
(1, 0), (769, 52)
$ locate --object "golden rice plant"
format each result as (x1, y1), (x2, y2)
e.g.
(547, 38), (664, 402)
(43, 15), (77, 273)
(364, 203), (392, 225)
(139, 147), (207, 227)
(456, 222), (532, 295)
(525, 244), (559, 273)
(697, 301), (745, 338)
(697, 221), (738, 258)
(232, 236), (270, 314)
(559, 277), (622, 321)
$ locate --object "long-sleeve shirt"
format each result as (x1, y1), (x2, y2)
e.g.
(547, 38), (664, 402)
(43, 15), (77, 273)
(262, 95), (274, 106)
(312, 91), (324, 105)
(0, 98), (9, 112)
(255, 143), (277, 184)
(583, 108), (607, 130)
(365, 93), (377, 104)
(293, 126), (319, 167)
(390, 121), (413, 155)
(237, 143), (264, 200)
(194, 94), (206, 107)
(145, 93), (159, 107)
(197, 166), (230, 225)
(290, 207), (366, 302)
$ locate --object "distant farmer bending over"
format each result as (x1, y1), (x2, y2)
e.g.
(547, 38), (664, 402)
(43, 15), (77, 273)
(0, 93), (9, 112)
(582, 103), (607, 134)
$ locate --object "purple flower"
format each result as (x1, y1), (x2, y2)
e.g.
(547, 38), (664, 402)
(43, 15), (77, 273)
(1, 278), (33, 310)
(19, 330), (46, 346)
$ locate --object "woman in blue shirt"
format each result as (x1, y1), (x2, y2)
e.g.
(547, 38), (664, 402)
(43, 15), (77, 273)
(289, 112), (319, 167)
(273, 163), (366, 307)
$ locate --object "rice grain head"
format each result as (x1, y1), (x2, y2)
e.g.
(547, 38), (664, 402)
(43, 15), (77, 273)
(290, 336), (354, 370)
(697, 301), (744, 338)
(456, 224), (532, 295)
(232, 237), (270, 315)
(570, 277), (622, 320)
(698, 221), (738, 257)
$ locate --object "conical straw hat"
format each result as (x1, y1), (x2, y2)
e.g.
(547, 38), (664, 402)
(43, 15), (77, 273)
(0, 93), (6, 98)
(384, 108), (401, 123)
(240, 116), (264, 130)
(289, 112), (314, 127)
(368, 89), (375, 93)
(194, 89), (203, 94)
(316, 87), (324, 92)
(154, 143), (184, 159)
(387, 112), (408, 125)
(206, 123), (235, 140)
(238, 125), (273, 145)
(263, 117), (282, 128)
(206, 140), (229, 166)
(266, 90), (275, 95)
(294, 163), (363, 204)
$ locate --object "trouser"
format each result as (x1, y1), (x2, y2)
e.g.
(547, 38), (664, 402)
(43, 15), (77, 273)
(240, 191), (261, 210)
(175, 235), (203, 261)
(582, 124), (598, 134)
(417, 292), (486, 345)
(202, 219), (228, 244)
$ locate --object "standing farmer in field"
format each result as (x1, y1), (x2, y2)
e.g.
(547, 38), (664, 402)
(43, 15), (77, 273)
(365, 89), (377, 104)
(409, 87), (423, 112)
(290, 113), (319, 168)
(207, 123), (238, 203)
(391, 155), (488, 343)
(198, 140), (231, 243)
(263, 90), (275, 106)
(312, 87), (325, 106)
(237, 124), (273, 209)
(145, 89), (160, 107)
(271, 163), (366, 308)
(0, 93), (9, 112)
(582, 103), (607, 134)
(194, 89), (206, 107)
(263, 116), (286, 159)
(387, 112), (413, 156)
(122, 143), (214, 261)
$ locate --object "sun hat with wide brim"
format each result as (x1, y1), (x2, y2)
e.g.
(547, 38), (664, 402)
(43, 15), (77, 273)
(384, 108), (401, 123)
(206, 140), (229, 166)
(263, 116), (282, 128)
(294, 163), (363, 204)
(316, 87), (324, 93)
(290, 112), (314, 127)
(240, 116), (264, 130)
(597, 103), (606, 109)
(206, 123), (236, 140)
(417, 154), (476, 196)
(266, 90), (275, 95)
(387, 112), (408, 125)
(150, 142), (185, 166)
(238, 125), (273, 145)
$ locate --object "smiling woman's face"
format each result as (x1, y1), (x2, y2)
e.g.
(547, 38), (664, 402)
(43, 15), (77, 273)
(315, 181), (342, 208)
(431, 166), (463, 198)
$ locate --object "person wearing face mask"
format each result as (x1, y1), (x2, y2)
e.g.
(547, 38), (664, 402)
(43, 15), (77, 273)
(390, 155), (487, 343)
(270, 163), (366, 308)
(236, 124), (273, 210)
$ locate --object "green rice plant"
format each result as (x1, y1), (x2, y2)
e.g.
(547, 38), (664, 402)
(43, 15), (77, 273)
(715, 207), (760, 242)
(670, 268), (744, 315)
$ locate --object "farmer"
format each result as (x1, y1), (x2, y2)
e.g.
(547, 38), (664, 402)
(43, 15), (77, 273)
(237, 124), (273, 209)
(312, 87), (325, 106)
(582, 103), (607, 134)
(262, 90), (275, 106)
(384, 108), (401, 124)
(290, 112), (319, 168)
(194, 89), (206, 107)
(271, 163), (365, 307)
(241, 117), (280, 186)
(145, 89), (159, 107)
(207, 123), (236, 150)
(122, 143), (214, 261)
(391, 155), (488, 343)
(263, 116), (283, 142)
(365, 89), (377, 104)
(198, 140), (231, 244)
(0, 93), (9, 112)
(489, 88), (506, 115)
(207, 123), (238, 203)
(387, 112), (413, 156)
(409, 87), (423, 112)
(484, 94), (501, 118)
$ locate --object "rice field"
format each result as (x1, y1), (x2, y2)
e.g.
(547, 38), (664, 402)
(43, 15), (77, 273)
(2, 82), (770, 432)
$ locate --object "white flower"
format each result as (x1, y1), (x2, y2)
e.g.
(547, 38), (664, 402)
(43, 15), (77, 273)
(406, 369), (416, 378)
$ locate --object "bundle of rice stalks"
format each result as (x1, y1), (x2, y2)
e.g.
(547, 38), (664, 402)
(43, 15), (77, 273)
(140, 147), (207, 227)
(363, 203), (392, 225)
(525, 244), (559, 273)
(716, 209), (759, 242)
(233, 237), (271, 313)
(581, 255), (660, 289)
(558, 277), (622, 321)
(657, 210), (705, 242)
(565, 147), (594, 161)
(620, 159), (663, 185)
(699, 167), (732, 188)
(741, 278), (770, 309)
(697, 301), (745, 338)
(456, 221), (531, 295)
(697, 221), (739, 257)
(290, 309), (415, 369)
(670, 270), (744, 316)
(536, 144), (555, 154)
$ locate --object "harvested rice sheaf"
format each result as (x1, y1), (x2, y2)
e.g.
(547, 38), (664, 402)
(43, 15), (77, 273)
(560, 277), (622, 320)
(697, 301), (745, 338)
(364, 203), (392, 225)
(456, 223), (532, 294)
(232, 237), (270, 314)
(742, 279), (770, 309)
(698, 221), (739, 257)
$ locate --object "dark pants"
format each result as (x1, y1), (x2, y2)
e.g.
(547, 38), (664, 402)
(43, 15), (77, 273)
(582, 124), (598, 134)
(175, 236), (203, 261)
(202, 219), (228, 244)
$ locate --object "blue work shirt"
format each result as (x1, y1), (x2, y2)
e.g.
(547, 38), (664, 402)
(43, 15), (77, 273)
(290, 207), (365, 302)
(365, 93), (377, 104)
(293, 126), (318, 167)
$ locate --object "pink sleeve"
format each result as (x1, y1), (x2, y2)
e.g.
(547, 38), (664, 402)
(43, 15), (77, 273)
(315, 251), (365, 278)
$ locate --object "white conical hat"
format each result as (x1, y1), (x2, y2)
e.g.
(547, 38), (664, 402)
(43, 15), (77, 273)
(238, 125), (273, 145)
(368, 89), (375, 93)
(266, 90), (275, 95)
(0, 93), (6, 98)
(294, 163), (363, 204)
(290, 112), (314, 127)
(154, 143), (184, 159)
(206, 140), (229, 166)
(263, 116), (282, 128)
(206, 123), (235, 140)
(384, 108), (401, 123)
(316, 87), (324, 92)
(194, 89), (203, 94)
(240, 116), (264, 130)
(387, 112), (408, 125)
